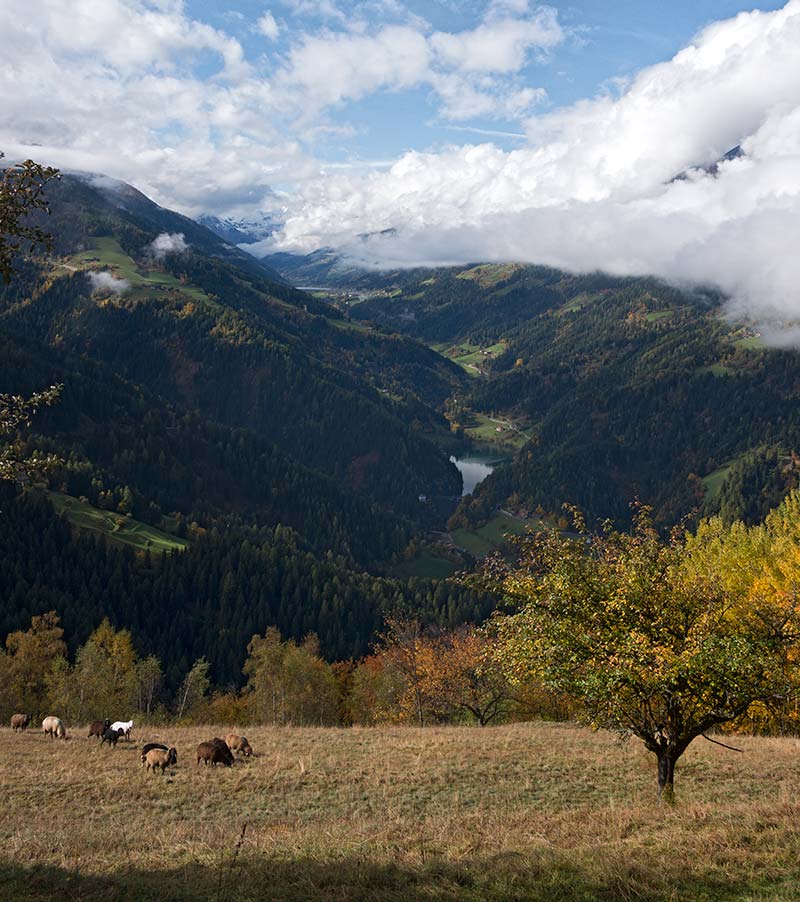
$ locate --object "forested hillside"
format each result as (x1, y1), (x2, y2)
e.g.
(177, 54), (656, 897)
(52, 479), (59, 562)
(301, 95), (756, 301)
(0, 173), (484, 683)
(266, 254), (800, 529)
(0, 486), (490, 686)
(6, 170), (800, 689)
(3, 175), (465, 521)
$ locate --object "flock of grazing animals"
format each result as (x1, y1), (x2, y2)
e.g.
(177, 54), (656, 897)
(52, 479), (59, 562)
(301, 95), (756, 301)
(8, 712), (254, 776)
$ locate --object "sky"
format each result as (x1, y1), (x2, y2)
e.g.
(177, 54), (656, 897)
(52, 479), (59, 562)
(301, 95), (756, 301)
(1, 0), (799, 332)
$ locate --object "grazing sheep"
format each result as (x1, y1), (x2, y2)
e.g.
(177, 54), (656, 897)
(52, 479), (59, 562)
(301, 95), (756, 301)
(42, 716), (66, 739)
(88, 719), (111, 739)
(196, 740), (234, 767)
(109, 720), (133, 740)
(225, 733), (253, 757)
(144, 747), (177, 774)
(11, 713), (32, 732)
(140, 742), (168, 766)
(101, 726), (122, 747)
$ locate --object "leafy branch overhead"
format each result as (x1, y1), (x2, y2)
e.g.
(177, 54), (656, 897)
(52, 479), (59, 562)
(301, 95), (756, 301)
(0, 385), (62, 485)
(0, 154), (60, 283)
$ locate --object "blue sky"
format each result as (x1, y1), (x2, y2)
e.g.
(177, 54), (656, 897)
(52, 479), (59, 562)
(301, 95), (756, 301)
(184, 0), (787, 163)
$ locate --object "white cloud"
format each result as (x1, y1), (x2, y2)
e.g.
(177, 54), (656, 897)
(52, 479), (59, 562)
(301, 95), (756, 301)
(0, 0), (559, 221)
(273, 7), (561, 120)
(430, 6), (563, 73)
(148, 232), (189, 260)
(88, 271), (131, 295)
(268, 1), (800, 337)
(276, 25), (432, 111)
(280, 0), (347, 22)
(257, 11), (280, 39)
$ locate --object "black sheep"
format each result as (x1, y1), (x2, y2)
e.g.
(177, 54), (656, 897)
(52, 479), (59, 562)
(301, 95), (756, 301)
(101, 726), (122, 747)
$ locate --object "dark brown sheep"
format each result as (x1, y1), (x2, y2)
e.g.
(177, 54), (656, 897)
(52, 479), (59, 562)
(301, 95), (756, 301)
(225, 733), (253, 757)
(144, 747), (177, 774)
(88, 719), (111, 739)
(11, 713), (32, 732)
(196, 740), (234, 767)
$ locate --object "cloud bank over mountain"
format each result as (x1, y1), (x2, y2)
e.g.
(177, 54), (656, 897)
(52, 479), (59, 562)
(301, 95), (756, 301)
(0, 0), (563, 215)
(270, 1), (800, 329)
(1, 1), (799, 330)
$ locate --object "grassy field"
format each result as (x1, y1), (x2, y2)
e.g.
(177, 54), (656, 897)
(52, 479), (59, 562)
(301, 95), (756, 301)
(701, 454), (751, 503)
(2, 722), (799, 900)
(453, 410), (529, 450)
(702, 465), (734, 503)
(645, 309), (674, 322)
(733, 335), (766, 351)
(451, 511), (532, 558)
(47, 492), (188, 553)
(68, 237), (209, 303)
(431, 342), (507, 377)
(456, 263), (523, 288)
(560, 292), (602, 314)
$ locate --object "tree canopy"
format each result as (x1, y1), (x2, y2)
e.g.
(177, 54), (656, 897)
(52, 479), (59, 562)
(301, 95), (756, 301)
(487, 506), (800, 801)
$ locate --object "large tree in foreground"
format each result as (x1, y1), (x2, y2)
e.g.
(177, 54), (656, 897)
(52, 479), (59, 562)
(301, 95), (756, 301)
(487, 507), (800, 801)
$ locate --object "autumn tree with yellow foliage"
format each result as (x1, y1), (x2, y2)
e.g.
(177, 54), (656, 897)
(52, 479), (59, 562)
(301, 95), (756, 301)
(46, 619), (144, 722)
(487, 506), (800, 801)
(0, 611), (67, 720)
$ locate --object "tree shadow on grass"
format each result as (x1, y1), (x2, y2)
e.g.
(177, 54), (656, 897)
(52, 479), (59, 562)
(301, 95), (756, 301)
(1, 853), (796, 902)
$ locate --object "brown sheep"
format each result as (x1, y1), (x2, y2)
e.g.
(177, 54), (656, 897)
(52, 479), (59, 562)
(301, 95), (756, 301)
(88, 719), (111, 739)
(196, 740), (234, 767)
(140, 742), (168, 766)
(225, 733), (253, 757)
(11, 713), (32, 732)
(144, 747), (177, 774)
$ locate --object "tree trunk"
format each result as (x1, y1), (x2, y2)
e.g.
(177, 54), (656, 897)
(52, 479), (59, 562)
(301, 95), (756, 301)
(657, 752), (676, 804)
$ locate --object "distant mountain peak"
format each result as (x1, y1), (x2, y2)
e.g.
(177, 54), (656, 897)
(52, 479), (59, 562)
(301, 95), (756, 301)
(196, 213), (277, 246)
(671, 145), (744, 182)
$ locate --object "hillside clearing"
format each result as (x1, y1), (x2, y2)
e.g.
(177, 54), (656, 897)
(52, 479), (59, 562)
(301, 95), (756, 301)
(432, 342), (507, 377)
(451, 511), (532, 558)
(46, 491), (187, 552)
(701, 455), (749, 503)
(455, 409), (529, 450)
(68, 236), (209, 303)
(1, 723), (799, 900)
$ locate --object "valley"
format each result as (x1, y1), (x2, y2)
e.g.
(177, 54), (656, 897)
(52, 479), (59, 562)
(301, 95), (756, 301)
(4, 170), (800, 690)
(4, 4), (799, 899)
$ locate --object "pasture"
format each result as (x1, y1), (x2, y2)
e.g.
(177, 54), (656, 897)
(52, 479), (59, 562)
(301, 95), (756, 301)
(391, 548), (457, 580)
(457, 410), (529, 450)
(68, 236), (209, 303)
(2, 722), (799, 900)
(431, 341), (508, 377)
(451, 510), (532, 558)
(46, 492), (188, 553)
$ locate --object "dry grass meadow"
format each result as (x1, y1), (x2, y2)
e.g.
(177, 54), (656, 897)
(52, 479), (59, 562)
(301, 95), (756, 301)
(2, 722), (800, 900)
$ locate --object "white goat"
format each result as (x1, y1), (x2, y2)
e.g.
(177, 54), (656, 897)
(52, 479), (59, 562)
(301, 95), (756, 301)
(110, 720), (134, 740)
